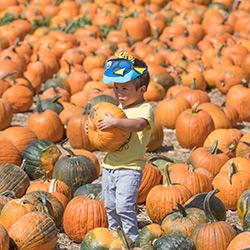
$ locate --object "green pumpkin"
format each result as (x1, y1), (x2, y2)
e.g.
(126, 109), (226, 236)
(44, 74), (66, 90)
(21, 140), (61, 180)
(83, 94), (118, 115)
(237, 189), (250, 231)
(184, 192), (226, 221)
(153, 234), (195, 250)
(161, 203), (207, 238)
(52, 144), (98, 194)
(135, 224), (164, 250)
(74, 183), (102, 200)
(151, 72), (175, 91)
(39, 94), (64, 114)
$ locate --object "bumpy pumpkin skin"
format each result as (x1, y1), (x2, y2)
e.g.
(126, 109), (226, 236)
(161, 206), (207, 238)
(0, 224), (9, 250)
(137, 163), (162, 204)
(63, 196), (108, 243)
(153, 234), (195, 250)
(9, 212), (58, 250)
(0, 163), (30, 198)
(87, 102), (131, 152)
(227, 232), (250, 250)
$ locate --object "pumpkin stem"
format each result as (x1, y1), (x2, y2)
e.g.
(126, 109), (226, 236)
(163, 166), (172, 187)
(64, 21), (74, 34)
(188, 163), (195, 172)
(35, 95), (43, 113)
(176, 202), (187, 217)
(116, 226), (131, 250)
(22, 76), (36, 94)
(217, 43), (226, 57)
(190, 78), (196, 89)
(204, 189), (220, 223)
(208, 140), (219, 154)
(0, 71), (17, 81)
(48, 179), (57, 193)
(50, 94), (61, 103)
(64, 59), (72, 74)
(241, 141), (250, 147)
(191, 102), (200, 114)
(60, 138), (75, 156)
(177, 75), (183, 85)
(228, 161), (237, 184)
(14, 37), (20, 47)
(241, 78), (249, 88)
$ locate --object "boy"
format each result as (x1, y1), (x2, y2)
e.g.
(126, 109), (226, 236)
(87, 51), (154, 242)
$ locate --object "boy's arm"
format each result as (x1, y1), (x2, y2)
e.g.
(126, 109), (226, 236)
(98, 113), (148, 132)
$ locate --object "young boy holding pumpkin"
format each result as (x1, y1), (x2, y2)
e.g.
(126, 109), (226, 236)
(86, 51), (154, 242)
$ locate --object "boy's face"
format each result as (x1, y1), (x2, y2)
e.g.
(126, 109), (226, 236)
(113, 81), (146, 107)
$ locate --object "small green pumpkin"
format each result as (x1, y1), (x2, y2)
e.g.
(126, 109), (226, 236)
(39, 94), (64, 114)
(161, 203), (207, 238)
(135, 224), (164, 250)
(74, 183), (102, 199)
(21, 140), (61, 180)
(184, 192), (226, 221)
(153, 234), (195, 250)
(237, 188), (250, 231)
(52, 142), (98, 194)
(83, 94), (118, 115)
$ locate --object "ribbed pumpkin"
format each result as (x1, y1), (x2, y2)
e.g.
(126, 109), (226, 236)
(0, 126), (37, 152)
(21, 140), (61, 180)
(9, 212), (58, 250)
(236, 132), (250, 160)
(52, 142), (98, 194)
(0, 224), (9, 250)
(0, 98), (13, 130)
(219, 157), (250, 173)
(203, 128), (242, 157)
(74, 183), (102, 199)
(0, 163), (30, 198)
(189, 140), (230, 176)
(27, 96), (64, 143)
(198, 102), (231, 129)
(212, 162), (250, 210)
(169, 163), (213, 196)
(63, 196), (108, 243)
(175, 103), (215, 149)
(237, 189), (250, 231)
(146, 169), (192, 223)
(154, 96), (190, 129)
(87, 102), (131, 152)
(161, 203), (207, 238)
(22, 191), (64, 228)
(66, 114), (95, 151)
(135, 224), (164, 249)
(137, 163), (162, 204)
(227, 232), (250, 250)
(191, 190), (236, 250)
(0, 139), (22, 165)
(0, 191), (15, 213)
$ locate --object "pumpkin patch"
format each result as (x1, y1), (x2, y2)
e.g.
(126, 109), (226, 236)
(0, 0), (249, 248)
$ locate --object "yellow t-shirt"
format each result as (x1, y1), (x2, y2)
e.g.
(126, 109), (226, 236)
(103, 102), (154, 171)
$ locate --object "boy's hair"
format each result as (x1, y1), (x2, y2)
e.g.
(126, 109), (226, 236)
(133, 58), (150, 90)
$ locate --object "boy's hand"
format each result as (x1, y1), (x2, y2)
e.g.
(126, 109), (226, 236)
(84, 120), (89, 135)
(98, 113), (117, 130)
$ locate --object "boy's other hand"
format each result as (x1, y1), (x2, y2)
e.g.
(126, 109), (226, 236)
(98, 113), (117, 130)
(84, 120), (89, 135)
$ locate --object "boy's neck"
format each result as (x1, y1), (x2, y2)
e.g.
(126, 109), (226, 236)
(121, 97), (145, 109)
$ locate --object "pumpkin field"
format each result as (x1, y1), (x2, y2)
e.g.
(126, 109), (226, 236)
(0, 0), (250, 249)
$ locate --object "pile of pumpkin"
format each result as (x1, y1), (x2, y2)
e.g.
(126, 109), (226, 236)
(0, 0), (250, 249)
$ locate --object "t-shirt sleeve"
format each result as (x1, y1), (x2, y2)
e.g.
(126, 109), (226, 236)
(137, 103), (154, 129)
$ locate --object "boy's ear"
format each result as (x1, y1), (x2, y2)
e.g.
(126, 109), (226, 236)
(139, 85), (147, 93)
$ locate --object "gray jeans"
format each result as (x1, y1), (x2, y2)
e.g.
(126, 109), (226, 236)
(102, 168), (142, 242)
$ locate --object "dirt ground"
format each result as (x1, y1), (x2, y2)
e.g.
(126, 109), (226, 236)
(11, 88), (249, 249)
